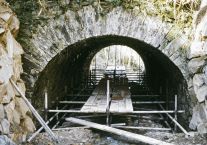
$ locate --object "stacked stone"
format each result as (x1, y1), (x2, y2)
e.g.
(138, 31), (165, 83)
(0, 0), (35, 143)
(189, 0), (207, 134)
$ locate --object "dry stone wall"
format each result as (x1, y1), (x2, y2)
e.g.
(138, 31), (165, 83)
(0, 0), (35, 143)
(189, 0), (207, 134)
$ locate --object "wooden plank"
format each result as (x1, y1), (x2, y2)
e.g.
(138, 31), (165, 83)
(112, 126), (171, 131)
(66, 117), (173, 145)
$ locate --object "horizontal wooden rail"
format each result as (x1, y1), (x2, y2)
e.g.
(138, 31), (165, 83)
(48, 110), (185, 114)
(59, 101), (166, 105)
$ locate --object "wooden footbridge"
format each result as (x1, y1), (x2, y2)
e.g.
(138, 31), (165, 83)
(10, 72), (190, 144)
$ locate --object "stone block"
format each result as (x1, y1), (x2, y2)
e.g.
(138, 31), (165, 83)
(188, 41), (206, 59)
(190, 103), (207, 130)
(197, 122), (207, 134)
(4, 100), (15, 122)
(188, 56), (207, 74)
(0, 135), (16, 145)
(21, 115), (36, 133)
(196, 85), (207, 102)
(0, 104), (4, 120)
(0, 119), (10, 134)
(14, 97), (29, 118)
(0, 55), (13, 84)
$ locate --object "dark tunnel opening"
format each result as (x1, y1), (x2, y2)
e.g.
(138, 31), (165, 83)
(32, 35), (192, 130)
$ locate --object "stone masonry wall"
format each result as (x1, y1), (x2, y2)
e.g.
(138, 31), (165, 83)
(189, 0), (207, 134)
(0, 0), (35, 143)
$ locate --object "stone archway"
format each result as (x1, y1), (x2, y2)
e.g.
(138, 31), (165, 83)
(23, 6), (190, 97)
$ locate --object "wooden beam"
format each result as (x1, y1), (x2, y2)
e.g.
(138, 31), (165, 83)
(132, 101), (165, 104)
(48, 110), (185, 114)
(131, 95), (160, 97)
(10, 79), (58, 142)
(66, 117), (173, 145)
(59, 101), (85, 104)
(111, 126), (171, 131)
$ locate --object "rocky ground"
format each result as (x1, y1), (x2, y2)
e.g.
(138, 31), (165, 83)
(25, 128), (207, 145)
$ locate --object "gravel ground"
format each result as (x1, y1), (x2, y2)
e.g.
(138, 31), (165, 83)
(25, 128), (207, 145)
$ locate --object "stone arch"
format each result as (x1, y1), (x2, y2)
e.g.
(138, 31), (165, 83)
(23, 6), (190, 96)
(30, 34), (191, 128)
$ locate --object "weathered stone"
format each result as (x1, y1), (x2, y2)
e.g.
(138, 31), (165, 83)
(0, 84), (7, 103)
(21, 115), (36, 133)
(1, 94), (12, 104)
(14, 97), (29, 118)
(0, 135), (16, 145)
(193, 74), (206, 96)
(12, 110), (20, 125)
(4, 100), (15, 122)
(0, 119), (10, 134)
(188, 56), (207, 74)
(0, 55), (13, 84)
(188, 41), (206, 59)
(197, 122), (207, 134)
(0, 104), (5, 120)
(6, 82), (15, 100)
(196, 85), (207, 102)
(190, 103), (207, 131)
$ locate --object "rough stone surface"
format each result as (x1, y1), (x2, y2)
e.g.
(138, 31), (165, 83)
(0, 0), (206, 142)
(0, 0), (35, 143)
(0, 119), (10, 134)
(0, 104), (5, 120)
(189, 0), (207, 132)
(0, 135), (16, 145)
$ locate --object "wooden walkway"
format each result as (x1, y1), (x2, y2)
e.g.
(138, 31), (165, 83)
(81, 78), (133, 113)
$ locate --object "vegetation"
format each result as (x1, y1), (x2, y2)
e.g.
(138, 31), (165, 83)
(38, 0), (201, 29)
(7, 0), (201, 41)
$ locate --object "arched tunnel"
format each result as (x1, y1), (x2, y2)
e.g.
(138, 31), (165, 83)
(32, 35), (191, 129)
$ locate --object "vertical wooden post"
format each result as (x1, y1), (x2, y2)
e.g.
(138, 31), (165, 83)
(174, 94), (178, 132)
(44, 88), (48, 121)
(106, 79), (110, 126)
(166, 80), (169, 110)
(56, 96), (59, 121)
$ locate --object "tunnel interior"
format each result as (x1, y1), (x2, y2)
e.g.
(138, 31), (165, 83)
(33, 35), (191, 130)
